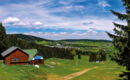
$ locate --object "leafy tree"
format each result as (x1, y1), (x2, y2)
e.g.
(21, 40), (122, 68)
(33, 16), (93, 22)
(71, 50), (76, 56)
(106, 0), (130, 79)
(98, 49), (106, 61)
(89, 52), (97, 62)
(0, 23), (7, 59)
(78, 54), (81, 59)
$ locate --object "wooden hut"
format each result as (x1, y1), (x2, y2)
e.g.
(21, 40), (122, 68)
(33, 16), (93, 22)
(1, 47), (29, 65)
(1, 47), (44, 65)
(24, 49), (44, 65)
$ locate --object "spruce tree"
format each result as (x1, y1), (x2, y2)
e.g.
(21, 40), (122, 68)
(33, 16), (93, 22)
(106, 0), (130, 79)
(0, 23), (7, 59)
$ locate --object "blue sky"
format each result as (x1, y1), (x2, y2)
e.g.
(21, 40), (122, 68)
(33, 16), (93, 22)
(0, 0), (126, 40)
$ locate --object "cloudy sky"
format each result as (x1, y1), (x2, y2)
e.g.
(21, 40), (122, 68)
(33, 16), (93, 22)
(0, 0), (126, 40)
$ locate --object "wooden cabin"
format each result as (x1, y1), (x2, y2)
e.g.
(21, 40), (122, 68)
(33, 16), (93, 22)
(1, 47), (29, 65)
(1, 47), (44, 65)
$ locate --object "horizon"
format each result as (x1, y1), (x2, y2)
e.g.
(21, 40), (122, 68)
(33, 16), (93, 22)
(0, 0), (126, 40)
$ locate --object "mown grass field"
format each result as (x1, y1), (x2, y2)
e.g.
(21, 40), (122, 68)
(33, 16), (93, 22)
(0, 56), (125, 80)
(40, 56), (125, 80)
(0, 61), (47, 80)
(0, 40), (123, 80)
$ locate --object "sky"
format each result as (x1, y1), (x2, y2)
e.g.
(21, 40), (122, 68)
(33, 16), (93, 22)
(0, 0), (126, 40)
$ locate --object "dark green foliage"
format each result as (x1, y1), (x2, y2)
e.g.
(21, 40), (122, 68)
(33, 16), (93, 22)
(8, 35), (74, 59)
(88, 49), (106, 62)
(9, 34), (53, 42)
(106, 0), (130, 79)
(6, 34), (74, 59)
(76, 50), (88, 55)
(98, 49), (106, 61)
(78, 54), (81, 59)
(0, 23), (8, 59)
(0, 24), (74, 60)
(89, 52), (97, 62)
(60, 39), (111, 42)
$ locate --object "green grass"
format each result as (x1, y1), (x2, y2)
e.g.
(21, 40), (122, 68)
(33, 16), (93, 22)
(0, 62), (47, 80)
(72, 61), (124, 80)
(24, 49), (38, 60)
(37, 40), (113, 53)
(0, 56), (125, 80)
(40, 56), (125, 80)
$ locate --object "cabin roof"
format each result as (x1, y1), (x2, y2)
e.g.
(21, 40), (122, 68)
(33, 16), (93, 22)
(24, 49), (38, 60)
(1, 46), (28, 57)
(34, 56), (43, 60)
(1, 47), (38, 61)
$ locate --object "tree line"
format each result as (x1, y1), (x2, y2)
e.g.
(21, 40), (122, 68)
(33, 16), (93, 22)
(0, 23), (74, 60)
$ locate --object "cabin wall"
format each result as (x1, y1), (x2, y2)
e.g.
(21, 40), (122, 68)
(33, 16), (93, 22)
(30, 59), (44, 65)
(5, 50), (29, 65)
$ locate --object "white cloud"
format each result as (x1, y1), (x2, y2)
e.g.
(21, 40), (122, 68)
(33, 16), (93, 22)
(0, 0), (116, 32)
(33, 21), (43, 26)
(59, 0), (74, 5)
(98, 1), (111, 7)
(13, 22), (29, 26)
(23, 31), (111, 40)
(0, 0), (120, 40)
(3, 17), (20, 23)
(3, 17), (31, 26)
(42, 17), (116, 31)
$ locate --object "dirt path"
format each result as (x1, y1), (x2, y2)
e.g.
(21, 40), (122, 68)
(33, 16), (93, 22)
(62, 66), (98, 80)
(47, 74), (62, 80)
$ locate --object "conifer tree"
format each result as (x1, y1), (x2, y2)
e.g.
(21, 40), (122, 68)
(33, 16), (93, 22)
(106, 0), (130, 79)
(0, 23), (7, 59)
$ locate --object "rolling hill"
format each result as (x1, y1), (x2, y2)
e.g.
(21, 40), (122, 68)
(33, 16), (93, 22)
(59, 39), (111, 42)
(8, 34), (111, 43)
(7, 34), (53, 42)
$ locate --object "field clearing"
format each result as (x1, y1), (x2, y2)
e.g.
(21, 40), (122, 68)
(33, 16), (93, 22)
(0, 56), (125, 80)
(0, 61), (47, 80)
(40, 56), (125, 80)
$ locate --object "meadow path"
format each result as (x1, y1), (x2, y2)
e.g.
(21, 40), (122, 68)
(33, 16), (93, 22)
(62, 66), (98, 80)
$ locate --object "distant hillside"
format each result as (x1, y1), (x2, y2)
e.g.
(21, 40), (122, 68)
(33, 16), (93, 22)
(7, 34), (111, 43)
(59, 39), (112, 42)
(7, 34), (53, 42)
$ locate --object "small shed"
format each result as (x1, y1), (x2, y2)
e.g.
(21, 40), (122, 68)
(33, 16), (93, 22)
(24, 49), (44, 65)
(1, 47), (29, 65)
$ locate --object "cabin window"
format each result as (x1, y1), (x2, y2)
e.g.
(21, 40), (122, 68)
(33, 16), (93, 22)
(10, 58), (20, 62)
(10, 58), (15, 62)
(16, 58), (20, 61)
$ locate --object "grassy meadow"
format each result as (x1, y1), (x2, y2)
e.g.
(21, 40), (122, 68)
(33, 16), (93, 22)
(0, 61), (47, 80)
(0, 40), (124, 80)
(0, 56), (125, 80)
(40, 56), (125, 80)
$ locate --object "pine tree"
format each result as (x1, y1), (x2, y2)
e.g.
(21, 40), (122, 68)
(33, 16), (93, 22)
(0, 23), (8, 59)
(106, 0), (130, 79)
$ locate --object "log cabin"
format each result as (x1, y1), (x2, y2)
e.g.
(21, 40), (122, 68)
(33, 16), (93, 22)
(1, 47), (29, 65)
(1, 46), (44, 65)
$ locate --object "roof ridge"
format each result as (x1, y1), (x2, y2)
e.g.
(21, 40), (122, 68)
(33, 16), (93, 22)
(1, 46), (25, 57)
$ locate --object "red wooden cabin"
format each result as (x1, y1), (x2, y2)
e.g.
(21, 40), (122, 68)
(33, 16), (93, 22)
(1, 47), (29, 65)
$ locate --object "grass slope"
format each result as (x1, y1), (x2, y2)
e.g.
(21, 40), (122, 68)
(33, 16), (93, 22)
(41, 56), (125, 80)
(0, 56), (125, 80)
(0, 61), (47, 80)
